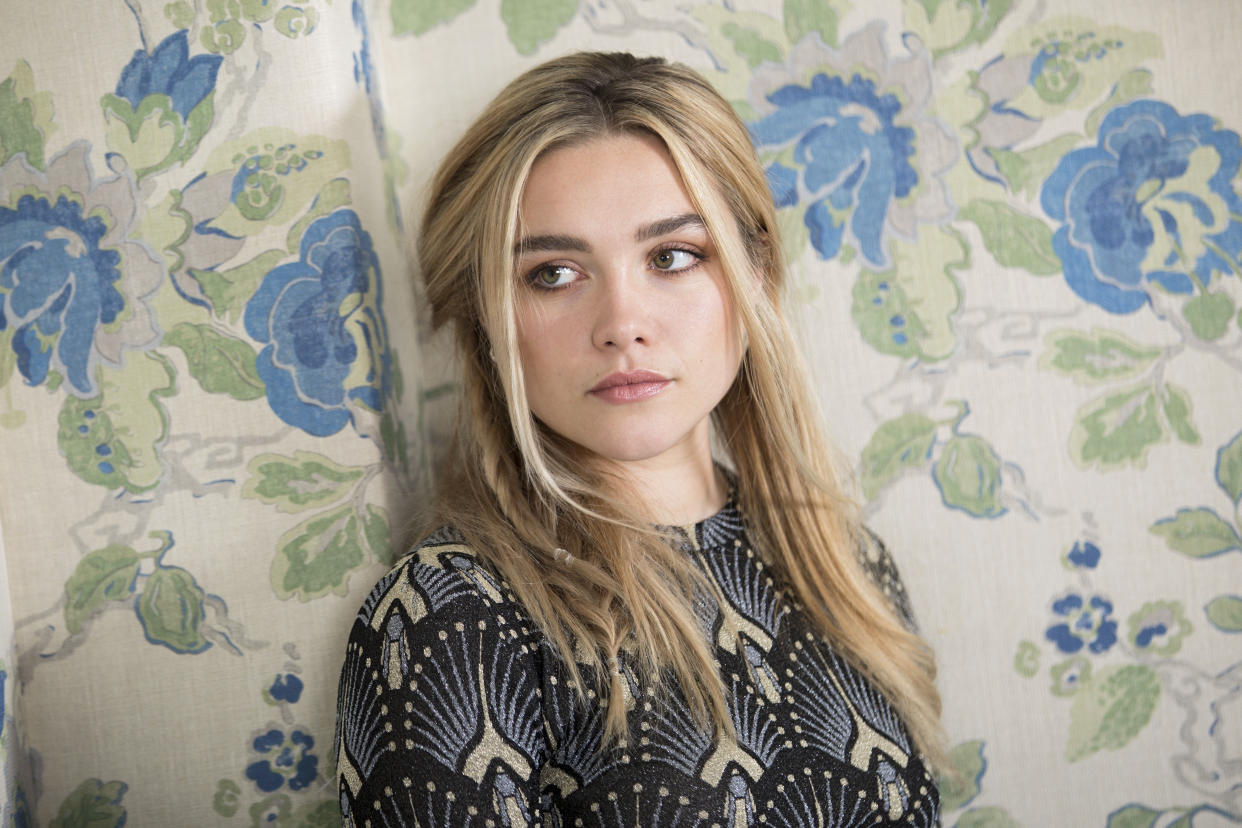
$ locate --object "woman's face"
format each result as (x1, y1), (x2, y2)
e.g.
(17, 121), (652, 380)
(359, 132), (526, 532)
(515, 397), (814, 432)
(512, 132), (744, 471)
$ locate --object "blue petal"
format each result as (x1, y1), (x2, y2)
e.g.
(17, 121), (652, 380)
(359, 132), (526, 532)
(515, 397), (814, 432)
(1089, 619), (1118, 653)
(1066, 541), (1101, 568)
(254, 346), (350, 437)
(167, 52), (223, 119)
(1135, 623), (1167, 648)
(289, 754), (319, 790)
(1045, 624), (1084, 654)
(252, 728), (285, 753)
(245, 761), (284, 793)
(146, 30), (191, 101)
(268, 674), (304, 703)
(804, 200), (844, 260)
(765, 163), (799, 209)
(1051, 593), (1084, 615)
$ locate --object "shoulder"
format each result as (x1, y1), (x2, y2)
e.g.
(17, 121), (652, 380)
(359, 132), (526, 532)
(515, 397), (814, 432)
(855, 526), (919, 632)
(342, 526), (544, 689)
(352, 526), (523, 629)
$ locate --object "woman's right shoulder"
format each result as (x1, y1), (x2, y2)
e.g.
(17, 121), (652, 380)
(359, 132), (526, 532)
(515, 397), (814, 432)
(351, 525), (521, 634)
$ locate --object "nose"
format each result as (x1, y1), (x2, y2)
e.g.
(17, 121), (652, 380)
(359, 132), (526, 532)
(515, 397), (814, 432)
(591, 271), (651, 350)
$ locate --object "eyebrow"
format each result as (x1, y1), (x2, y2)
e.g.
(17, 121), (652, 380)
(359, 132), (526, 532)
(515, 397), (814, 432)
(514, 213), (706, 254)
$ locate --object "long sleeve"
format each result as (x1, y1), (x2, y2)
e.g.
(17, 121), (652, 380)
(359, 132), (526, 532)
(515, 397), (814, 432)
(335, 536), (548, 827)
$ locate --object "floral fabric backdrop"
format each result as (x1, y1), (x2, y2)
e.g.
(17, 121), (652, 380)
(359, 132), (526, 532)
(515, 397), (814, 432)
(1, 0), (1240, 825)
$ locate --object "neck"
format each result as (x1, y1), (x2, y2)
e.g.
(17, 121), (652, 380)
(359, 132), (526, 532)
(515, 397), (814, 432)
(602, 447), (727, 525)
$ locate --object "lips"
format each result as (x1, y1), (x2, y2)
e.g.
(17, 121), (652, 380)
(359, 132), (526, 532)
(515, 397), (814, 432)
(588, 370), (671, 403)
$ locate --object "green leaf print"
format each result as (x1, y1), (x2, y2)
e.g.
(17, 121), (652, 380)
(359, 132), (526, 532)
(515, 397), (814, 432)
(1150, 508), (1242, 558)
(57, 353), (177, 493)
(1183, 292), (1235, 341)
(956, 807), (1022, 828)
(1215, 431), (1242, 504)
(721, 23), (782, 68)
(904, 0), (1014, 60)
(163, 322), (265, 400)
(0, 60), (56, 169)
(502, 0), (578, 55)
(242, 450), (366, 514)
(851, 229), (966, 362)
(1070, 383), (1174, 470)
(191, 249), (286, 323)
(391, 0), (477, 36)
(958, 200), (1059, 275)
(1040, 329), (1162, 385)
(1106, 805), (1161, 828)
(1085, 69), (1155, 137)
(990, 134), (1082, 200)
(1204, 595), (1242, 632)
(137, 566), (210, 653)
(1066, 664), (1161, 762)
(937, 740), (984, 811)
(101, 91), (215, 180)
(1160, 385), (1199, 446)
(783, 0), (838, 47)
(49, 779), (128, 828)
(860, 413), (938, 500)
(271, 503), (390, 600)
(933, 435), (1005, 518)
(63, 545), (142, 634)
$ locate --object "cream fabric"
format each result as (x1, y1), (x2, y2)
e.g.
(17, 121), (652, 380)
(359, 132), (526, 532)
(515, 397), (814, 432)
(1, 0), (1240, 825)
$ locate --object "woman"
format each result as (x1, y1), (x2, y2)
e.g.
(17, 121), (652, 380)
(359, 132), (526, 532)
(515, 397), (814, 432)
(336, 51), (943, 827)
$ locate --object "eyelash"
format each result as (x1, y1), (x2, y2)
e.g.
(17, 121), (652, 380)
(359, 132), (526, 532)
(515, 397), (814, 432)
(523, 245), (707, 292)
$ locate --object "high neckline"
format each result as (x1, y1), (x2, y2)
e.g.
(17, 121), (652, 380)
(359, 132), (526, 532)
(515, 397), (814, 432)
(659, 466), (745, 551)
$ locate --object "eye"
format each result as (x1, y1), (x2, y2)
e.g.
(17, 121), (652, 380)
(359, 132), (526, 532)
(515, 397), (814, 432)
(651, 248), (701, 272)
(527, 264), (579, 290)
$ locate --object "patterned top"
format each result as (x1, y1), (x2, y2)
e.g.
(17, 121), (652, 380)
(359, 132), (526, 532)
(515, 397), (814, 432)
(335, 497), (939, 827)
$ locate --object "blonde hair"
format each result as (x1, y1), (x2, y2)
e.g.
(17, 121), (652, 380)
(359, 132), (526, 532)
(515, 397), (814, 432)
(417, 52), (945, 767)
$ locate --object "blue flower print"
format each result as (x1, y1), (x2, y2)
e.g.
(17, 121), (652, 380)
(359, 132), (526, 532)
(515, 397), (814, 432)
(753, 74), (916, 265)
(747, 25), (956, 269)
(1041, 100), (1242, 314)
(243, 209), (392, 438)
(1126, 600), (1192, 657)
(245, 727), (318, 793)
(0, 142), (162, 395)
(1046, 591), (1118, 655)
(268, 674), (303, 704)
(115, 30), (222, 120)
(1065, 540), (1101, 569)
(102, 30), (223, 179)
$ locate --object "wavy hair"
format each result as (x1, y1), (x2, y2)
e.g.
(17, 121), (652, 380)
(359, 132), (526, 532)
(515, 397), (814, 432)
(416, 51), (945, 767)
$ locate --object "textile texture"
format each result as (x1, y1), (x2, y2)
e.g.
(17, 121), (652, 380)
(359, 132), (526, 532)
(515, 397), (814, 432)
(1, 0), (1240, 825)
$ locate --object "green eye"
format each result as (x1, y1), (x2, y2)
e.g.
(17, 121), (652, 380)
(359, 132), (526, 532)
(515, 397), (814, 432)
(531, 265), (576, 288)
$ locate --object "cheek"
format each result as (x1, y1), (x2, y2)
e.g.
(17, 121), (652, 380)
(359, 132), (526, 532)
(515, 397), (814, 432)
(516, 311), (572, 390)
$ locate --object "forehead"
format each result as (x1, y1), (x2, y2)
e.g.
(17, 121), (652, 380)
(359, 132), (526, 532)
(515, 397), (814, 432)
(517, 132), (699, 235)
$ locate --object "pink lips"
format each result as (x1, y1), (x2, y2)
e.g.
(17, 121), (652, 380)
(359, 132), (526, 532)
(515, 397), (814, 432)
(588, 370), (671, 403)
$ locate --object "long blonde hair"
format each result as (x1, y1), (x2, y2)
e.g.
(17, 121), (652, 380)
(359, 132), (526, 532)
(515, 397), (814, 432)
(416, 51), (944, 767)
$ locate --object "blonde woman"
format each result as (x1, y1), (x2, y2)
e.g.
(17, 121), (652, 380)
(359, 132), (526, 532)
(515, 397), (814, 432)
(336, 51), (943, 827)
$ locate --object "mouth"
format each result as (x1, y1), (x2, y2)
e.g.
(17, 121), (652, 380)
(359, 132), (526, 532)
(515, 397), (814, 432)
(589, 370), (671, 403)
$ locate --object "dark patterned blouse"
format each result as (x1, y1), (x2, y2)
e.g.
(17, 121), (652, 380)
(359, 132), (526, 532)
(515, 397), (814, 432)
(335, 497), (939, 827)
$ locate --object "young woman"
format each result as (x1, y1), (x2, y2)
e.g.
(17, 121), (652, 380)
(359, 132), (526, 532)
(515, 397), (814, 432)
(336, 51), (943, 827)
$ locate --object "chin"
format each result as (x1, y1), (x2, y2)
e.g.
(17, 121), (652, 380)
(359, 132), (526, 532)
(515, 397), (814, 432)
(578, 431), (698, 466)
